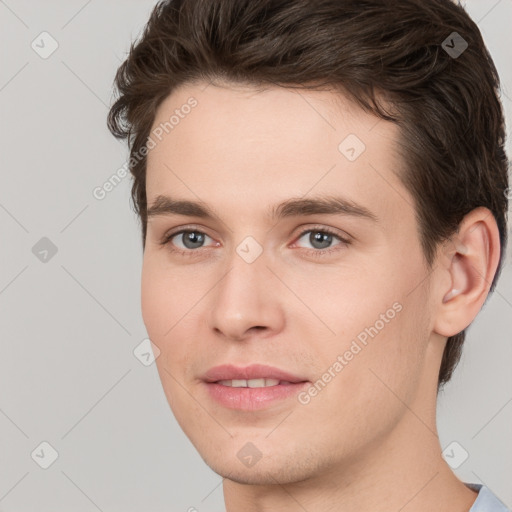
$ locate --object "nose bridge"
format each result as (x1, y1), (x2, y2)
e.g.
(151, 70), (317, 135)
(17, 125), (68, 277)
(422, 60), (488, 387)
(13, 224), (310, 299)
(221, 231), (270, 292)
(208, 238), (283, 339)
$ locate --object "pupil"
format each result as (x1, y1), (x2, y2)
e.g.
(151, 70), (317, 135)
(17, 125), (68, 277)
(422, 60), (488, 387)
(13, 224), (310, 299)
(311, 231), (331, 249)
(183, 231), (204, 249)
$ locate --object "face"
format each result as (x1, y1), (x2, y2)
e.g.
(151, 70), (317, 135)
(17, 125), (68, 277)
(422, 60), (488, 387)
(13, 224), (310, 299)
(142, 81), (437, 485)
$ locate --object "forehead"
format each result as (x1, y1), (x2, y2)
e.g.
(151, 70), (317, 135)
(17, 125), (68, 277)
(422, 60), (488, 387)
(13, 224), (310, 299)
(145, 81), (411, 226)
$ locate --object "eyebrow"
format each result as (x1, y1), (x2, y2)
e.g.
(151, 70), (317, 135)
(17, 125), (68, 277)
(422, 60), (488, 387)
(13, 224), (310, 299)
(146, 194), (378, 222)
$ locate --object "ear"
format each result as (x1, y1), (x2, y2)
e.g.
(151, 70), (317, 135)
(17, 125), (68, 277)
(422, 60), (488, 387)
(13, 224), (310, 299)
(433, 207), (501, 338)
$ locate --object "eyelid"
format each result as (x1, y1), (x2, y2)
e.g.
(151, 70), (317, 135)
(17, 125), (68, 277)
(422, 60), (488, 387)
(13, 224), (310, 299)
(290, 225), (352, 256)
(161, 224), (213, 240)
(293, 224), (351, 242)
(160, 224), (217, 248)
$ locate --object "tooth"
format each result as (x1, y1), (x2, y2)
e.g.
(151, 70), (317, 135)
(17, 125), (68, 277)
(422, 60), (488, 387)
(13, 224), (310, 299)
(217, 378), (282, 388)
(247, 378), (266, 388)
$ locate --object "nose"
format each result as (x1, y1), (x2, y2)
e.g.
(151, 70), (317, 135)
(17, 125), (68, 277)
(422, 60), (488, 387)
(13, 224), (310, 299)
(208, 248), (285, 342)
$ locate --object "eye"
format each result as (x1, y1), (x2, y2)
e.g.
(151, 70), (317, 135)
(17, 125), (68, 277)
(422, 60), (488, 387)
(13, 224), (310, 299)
(161, 229), (216, 252)
(293, 227), (350, 254)
(159, 225), (350, 258)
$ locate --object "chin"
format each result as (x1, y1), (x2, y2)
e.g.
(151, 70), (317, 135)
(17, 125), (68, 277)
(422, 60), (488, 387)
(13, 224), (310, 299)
(207, 463), (302, 486)
(216, 467), (279, 485)
(200, 446), (327, 486)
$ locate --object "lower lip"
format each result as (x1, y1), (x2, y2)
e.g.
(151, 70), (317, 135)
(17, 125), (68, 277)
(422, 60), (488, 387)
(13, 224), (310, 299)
(204, 381), (310, 411)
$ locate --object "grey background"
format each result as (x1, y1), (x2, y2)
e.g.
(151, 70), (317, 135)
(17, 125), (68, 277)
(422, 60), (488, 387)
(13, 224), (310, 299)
(0, 1), (511, 511)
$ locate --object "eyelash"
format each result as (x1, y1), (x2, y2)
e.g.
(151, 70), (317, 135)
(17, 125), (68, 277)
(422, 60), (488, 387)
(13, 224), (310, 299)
(159, 225), (351, 259)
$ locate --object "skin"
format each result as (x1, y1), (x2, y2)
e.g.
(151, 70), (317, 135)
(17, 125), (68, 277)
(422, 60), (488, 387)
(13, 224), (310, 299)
(141, 80), (500, 512)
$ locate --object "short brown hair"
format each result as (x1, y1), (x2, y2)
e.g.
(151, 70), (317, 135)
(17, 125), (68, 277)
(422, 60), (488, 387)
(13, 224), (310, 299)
(107, 0), (509, 390)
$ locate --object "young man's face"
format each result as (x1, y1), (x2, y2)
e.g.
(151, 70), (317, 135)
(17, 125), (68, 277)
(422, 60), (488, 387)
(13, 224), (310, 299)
(142, 81), (443, 484)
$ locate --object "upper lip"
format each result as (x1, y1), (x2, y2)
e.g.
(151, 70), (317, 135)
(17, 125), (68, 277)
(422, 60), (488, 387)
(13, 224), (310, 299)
(202, 364), (307, 383)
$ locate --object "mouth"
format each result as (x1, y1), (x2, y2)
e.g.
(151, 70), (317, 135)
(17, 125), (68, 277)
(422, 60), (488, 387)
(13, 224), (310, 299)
(216, 378), (294, 387)
(202, 364), (310, 411)
(202, 363), (306, 383)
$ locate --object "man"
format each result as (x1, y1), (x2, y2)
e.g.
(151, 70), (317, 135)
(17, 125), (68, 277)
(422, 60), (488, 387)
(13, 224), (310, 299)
(107, 0), (510, 510)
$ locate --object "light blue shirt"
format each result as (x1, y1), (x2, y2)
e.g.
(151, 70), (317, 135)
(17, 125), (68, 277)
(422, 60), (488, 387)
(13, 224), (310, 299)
(466, 483), (511, 511)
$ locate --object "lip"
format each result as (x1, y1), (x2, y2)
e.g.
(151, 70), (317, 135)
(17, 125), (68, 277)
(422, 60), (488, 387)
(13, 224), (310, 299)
(202, 364), (310, 411)
(202, 363), (306, 383)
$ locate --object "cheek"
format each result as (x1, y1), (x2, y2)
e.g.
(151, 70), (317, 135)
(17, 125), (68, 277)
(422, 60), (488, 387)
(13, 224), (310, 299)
(299, 253), (430, 397)
(141, 259), (199, 414)
(300, 298), (430, 449)
(141, 259), (169, 338)
(334, 284), (430, 416)
(141, 257), (196, 338)
(281, 261), (400, 347)
(141, 257), (207, 376)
